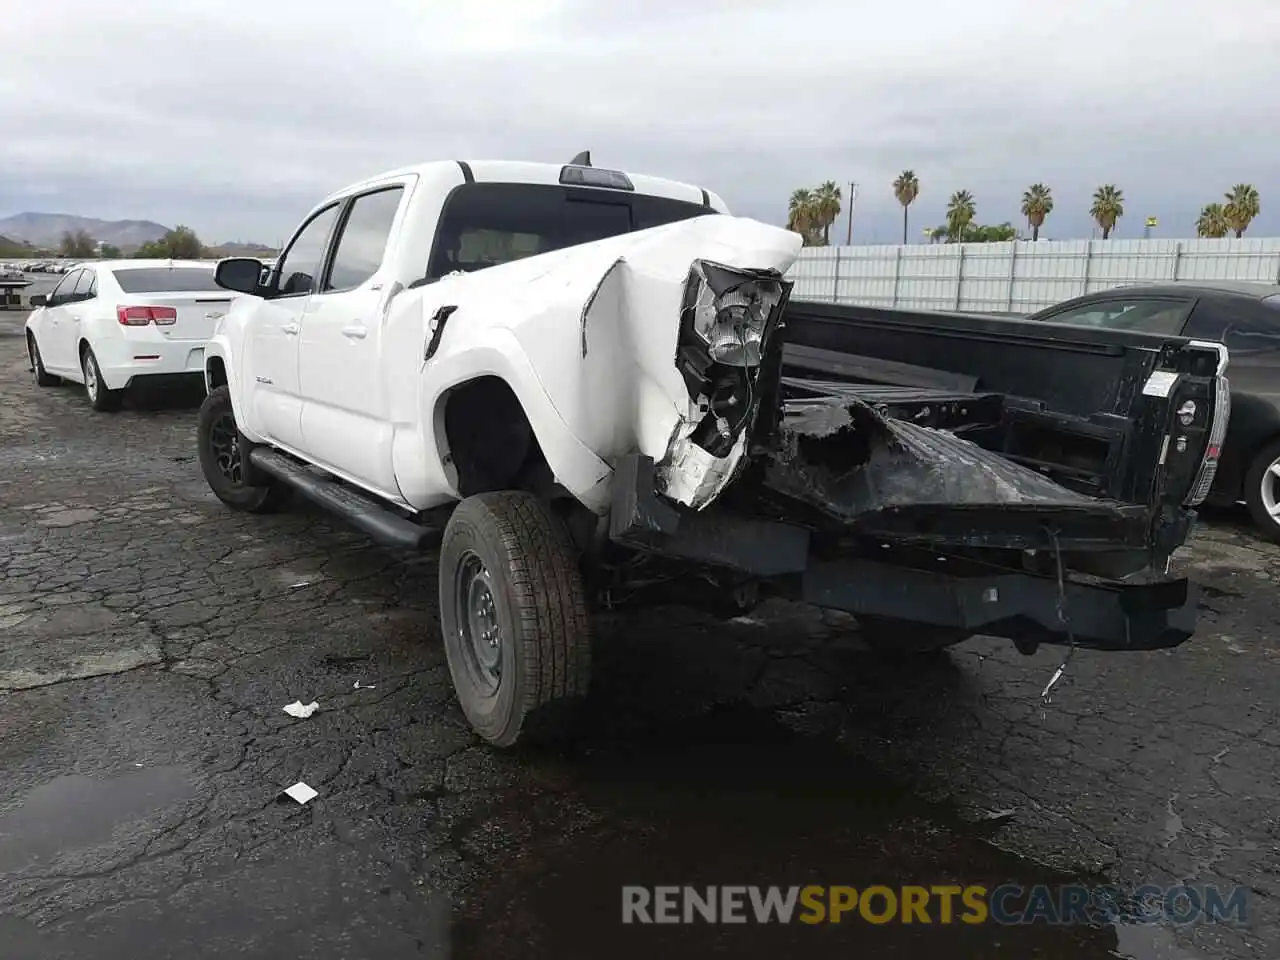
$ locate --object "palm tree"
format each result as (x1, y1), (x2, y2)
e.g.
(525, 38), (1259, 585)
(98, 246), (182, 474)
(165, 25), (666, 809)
(945, 190), (976, 242)
(812, 181), (843, 245)
(1020, 183), (1054, 241)
(892, 170), (920, 244)
(1089, 185), (1124, 239)
(1196, 203), (1230, 239)
(1223, 183), (1261, 238)
(787, 188), (816, 244)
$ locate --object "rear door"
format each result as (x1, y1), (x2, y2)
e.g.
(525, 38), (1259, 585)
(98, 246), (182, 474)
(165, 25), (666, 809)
(298, 183), (407, 494)
(1184, 296), (1280, 500)
(62, 268), (100, 371)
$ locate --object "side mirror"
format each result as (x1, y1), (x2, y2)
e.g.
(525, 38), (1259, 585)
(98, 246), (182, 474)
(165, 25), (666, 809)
(214, 257), (265, 295)
(29, 294), (47, 307)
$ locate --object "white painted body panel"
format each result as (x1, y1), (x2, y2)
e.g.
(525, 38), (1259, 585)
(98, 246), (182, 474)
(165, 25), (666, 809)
(207, 160), (799, 516)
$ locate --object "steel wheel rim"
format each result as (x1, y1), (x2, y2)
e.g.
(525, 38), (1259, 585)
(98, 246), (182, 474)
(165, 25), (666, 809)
(455, 550), (502, 698)
(83, 356), (97, 399)
(1261, 456), (1280, 520)
(208, 412), (243, 484)
(30, 343), (40, 382)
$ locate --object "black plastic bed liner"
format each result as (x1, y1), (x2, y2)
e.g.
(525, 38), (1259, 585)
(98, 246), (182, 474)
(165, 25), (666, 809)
(760, 384), (1149, 551)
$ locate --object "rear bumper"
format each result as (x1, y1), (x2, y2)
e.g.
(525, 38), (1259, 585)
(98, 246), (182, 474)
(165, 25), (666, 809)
(94, 338), (209, 390)
(607, 454), (1199, 651)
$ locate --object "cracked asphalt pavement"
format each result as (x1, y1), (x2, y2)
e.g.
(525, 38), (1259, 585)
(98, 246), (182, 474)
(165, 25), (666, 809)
(1, 312), (1277, 959)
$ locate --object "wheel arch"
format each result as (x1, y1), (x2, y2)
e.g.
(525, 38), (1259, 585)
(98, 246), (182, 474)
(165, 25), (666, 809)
(435, 375), (554, 499)
(205, 354), (228, 390)
(422, 342), (612, 513)
(203, 338), (260, 443)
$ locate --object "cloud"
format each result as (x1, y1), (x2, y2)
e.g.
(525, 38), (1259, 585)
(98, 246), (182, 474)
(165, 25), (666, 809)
(2, 0), (1276, 243)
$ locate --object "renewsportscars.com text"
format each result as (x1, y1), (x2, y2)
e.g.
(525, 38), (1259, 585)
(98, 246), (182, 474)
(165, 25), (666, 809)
(621, 884), (1247, 926)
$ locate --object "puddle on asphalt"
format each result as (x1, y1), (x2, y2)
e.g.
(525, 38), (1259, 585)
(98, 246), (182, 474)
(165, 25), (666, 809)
(451, 705), (1204, 959)
(0, 765), (197, 873)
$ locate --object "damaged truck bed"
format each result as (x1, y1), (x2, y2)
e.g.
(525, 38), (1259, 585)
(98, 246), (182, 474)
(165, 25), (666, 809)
(609, 299), (1229, 654)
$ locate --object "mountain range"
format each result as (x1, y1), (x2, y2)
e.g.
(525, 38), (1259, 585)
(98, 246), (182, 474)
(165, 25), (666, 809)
(0, 213), (279, 258)
(0, 212), (171, 251)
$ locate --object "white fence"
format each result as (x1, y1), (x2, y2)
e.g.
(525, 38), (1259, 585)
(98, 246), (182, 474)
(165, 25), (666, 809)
(787, 237), (1280, 315)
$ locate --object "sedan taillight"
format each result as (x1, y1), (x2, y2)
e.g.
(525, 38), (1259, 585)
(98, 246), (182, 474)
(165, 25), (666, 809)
(117, 305), (177, 326)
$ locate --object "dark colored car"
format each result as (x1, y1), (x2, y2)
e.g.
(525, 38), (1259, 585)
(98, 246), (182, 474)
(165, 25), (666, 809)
(1029, 281), (1280, 540)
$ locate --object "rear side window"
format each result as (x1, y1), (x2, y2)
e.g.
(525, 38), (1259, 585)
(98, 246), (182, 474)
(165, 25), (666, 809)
(1040, 298), (1191, 335)
(324, 186), (404, 292)
(426, 183), (714, 280)
(113, 267), (222, 294)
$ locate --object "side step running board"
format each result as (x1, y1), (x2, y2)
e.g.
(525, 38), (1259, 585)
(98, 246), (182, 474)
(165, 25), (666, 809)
(248, 448), (441, 551)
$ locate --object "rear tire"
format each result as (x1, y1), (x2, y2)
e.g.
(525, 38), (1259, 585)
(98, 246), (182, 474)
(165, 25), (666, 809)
(81, 345), (122, 412)
(439, 492), (592, 748)
(197, 385), (291, 513)
(27, 334), (60, 386)
(1243, 438), (1280, 544)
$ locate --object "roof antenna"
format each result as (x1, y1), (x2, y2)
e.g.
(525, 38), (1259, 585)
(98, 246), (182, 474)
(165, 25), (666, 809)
(569, 150), (591, 167)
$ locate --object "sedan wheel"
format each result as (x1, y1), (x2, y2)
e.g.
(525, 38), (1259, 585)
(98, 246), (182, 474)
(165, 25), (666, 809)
(82, 353), (98, 400)
(1262, 460), (1280, 516)
(1243, 439), (1280, 544)
(80, 346), (122, 412)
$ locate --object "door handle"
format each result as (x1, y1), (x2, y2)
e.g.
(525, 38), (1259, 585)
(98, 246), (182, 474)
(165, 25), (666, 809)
(70, 315), (81, 322)
(341, 324), (367, 339)
(282, 322), (300, 335)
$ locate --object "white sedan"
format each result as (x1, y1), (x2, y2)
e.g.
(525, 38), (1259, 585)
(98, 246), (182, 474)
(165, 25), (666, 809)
(25, 260), (235, 411)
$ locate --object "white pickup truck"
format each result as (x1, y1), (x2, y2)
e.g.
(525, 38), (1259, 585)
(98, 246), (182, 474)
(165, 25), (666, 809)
(200, 155), (1227, 747)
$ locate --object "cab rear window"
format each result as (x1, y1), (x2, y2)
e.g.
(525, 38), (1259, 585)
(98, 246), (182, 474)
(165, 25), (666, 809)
(112, 267), (222, 294)
(427, 183), (714, 280)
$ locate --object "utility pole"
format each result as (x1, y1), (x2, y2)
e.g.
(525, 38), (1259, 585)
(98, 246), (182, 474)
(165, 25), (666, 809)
(844, 181), (859, 246)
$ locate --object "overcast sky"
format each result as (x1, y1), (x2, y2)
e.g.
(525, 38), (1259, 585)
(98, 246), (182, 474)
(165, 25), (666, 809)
(2, 0), (1277, 245)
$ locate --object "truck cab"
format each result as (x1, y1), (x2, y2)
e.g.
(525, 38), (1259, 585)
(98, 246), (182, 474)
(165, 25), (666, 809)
(205, 159), (729, 505)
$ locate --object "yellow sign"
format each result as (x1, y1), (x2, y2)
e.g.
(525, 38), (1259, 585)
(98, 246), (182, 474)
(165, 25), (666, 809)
(1145, 217), (1159, 227)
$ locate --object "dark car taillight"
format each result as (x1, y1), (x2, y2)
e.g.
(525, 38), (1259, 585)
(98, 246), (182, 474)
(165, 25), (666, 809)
(1145, 340), (1230, 509)
(1180, 341), (1230, 507)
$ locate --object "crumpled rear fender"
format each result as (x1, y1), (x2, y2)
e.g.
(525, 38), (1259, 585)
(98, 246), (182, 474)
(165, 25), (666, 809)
(402, 214), (800, 514)
(507, 216), (802, 498)
(418, 330), (614, 512)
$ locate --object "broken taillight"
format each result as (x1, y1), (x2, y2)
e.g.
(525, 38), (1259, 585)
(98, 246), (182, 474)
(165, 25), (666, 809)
(117, 305), (177, 326)
(683, 260), (785, 368)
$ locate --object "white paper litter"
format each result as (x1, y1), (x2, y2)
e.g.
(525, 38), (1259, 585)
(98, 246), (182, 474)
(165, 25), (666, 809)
(282, 700), (319, 718)
(353, 680), (376, 690)
(282, 781), (318, 805)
